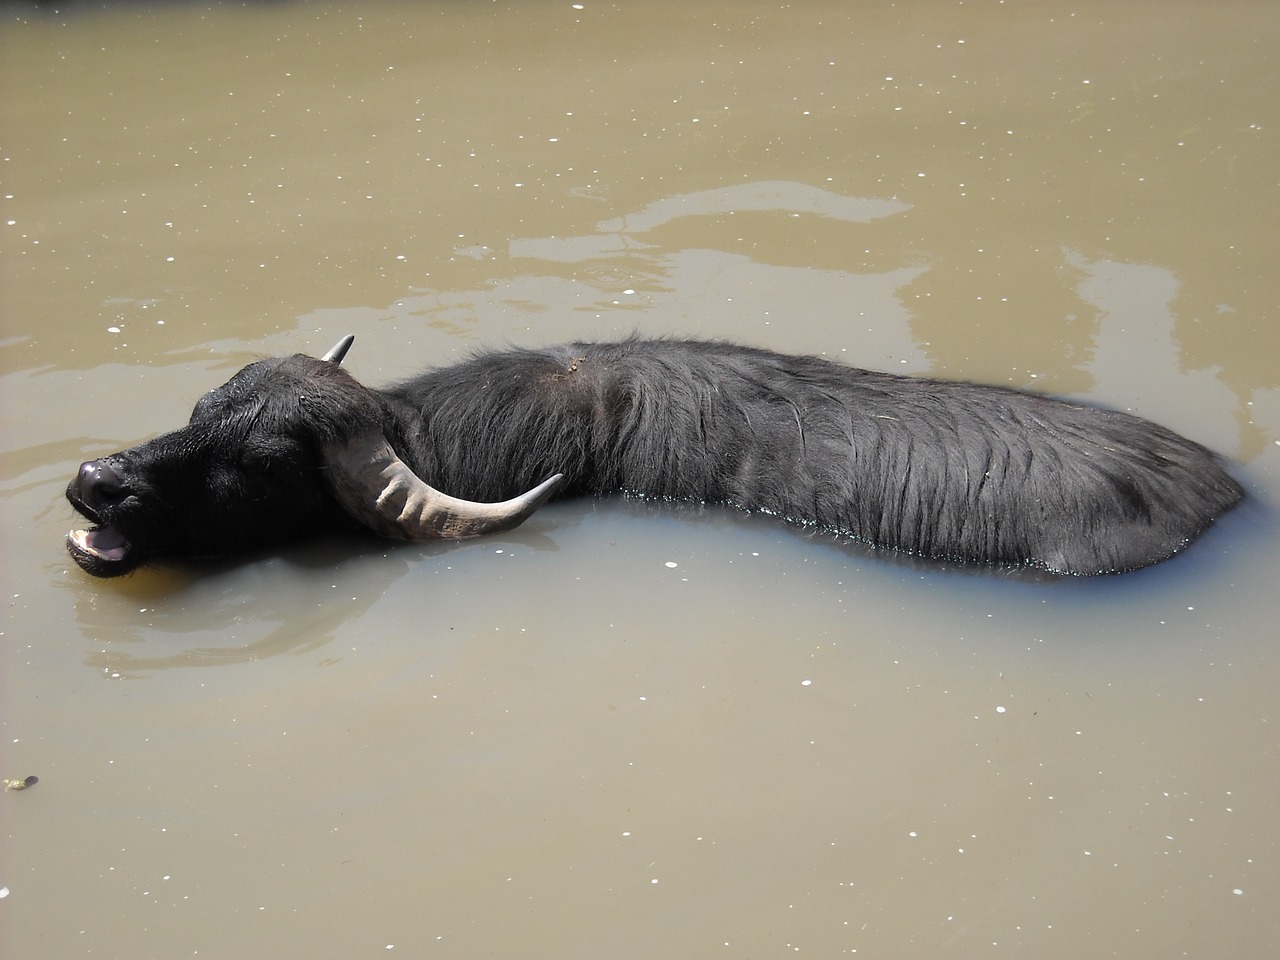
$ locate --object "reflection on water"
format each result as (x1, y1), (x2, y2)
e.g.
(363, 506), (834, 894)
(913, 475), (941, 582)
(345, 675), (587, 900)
(2, 1), (1278, 958)
(70, 520), (577, 675)
(1070, 251), (1242, 448)
(592, 180), (910, 233)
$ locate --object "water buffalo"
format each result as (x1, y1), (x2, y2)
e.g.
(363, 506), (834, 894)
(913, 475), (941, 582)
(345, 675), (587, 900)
(66, 335), (1243, 578)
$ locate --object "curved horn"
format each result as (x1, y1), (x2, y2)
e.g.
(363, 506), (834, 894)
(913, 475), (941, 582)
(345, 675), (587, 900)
(323, 434), (563, 541)
(322, 334), (355, 365)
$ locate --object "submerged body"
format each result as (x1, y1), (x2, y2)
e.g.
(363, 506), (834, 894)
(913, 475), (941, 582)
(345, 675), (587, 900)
(66, 337), (1244, 577)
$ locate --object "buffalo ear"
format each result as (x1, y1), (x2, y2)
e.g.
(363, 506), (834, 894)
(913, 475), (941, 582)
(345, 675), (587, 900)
(321, 434), (562, 541)
(321, 335), (355, 365)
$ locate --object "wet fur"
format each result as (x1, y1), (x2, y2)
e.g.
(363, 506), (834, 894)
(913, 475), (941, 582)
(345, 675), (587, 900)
(68, 337), (1244, 576)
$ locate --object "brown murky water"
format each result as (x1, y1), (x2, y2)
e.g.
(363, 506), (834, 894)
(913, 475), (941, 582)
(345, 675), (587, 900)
(3, 1), (1278, 957)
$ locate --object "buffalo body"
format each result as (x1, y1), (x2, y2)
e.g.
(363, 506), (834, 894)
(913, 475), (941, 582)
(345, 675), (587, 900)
(66, 337), (1244, 577)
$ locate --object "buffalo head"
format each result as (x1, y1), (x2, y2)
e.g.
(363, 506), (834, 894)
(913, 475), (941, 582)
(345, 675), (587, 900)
(66, 336), (563, 577)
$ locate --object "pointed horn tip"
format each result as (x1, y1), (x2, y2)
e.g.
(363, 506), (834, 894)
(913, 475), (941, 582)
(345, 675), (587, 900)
(529, 473), (565, 505)
(321, 334), (355, 364)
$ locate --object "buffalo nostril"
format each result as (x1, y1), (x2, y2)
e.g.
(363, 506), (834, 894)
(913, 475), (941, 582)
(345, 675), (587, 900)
(75, 460), (129, 507)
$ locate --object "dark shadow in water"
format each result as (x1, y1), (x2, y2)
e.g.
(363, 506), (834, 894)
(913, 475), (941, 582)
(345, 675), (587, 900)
(609, 491), (1264, 594)
(67, 509), (585, 677)
(64, 479), (1265, 677)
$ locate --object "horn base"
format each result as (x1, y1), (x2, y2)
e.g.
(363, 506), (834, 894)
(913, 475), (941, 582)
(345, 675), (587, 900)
(324, 435), (562, 541)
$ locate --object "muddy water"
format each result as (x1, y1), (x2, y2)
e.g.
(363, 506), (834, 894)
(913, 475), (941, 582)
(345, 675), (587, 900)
(3, 1), (1278, 957)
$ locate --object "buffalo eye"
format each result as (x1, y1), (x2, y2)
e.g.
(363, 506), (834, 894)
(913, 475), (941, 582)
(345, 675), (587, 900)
(238, 442), (318, 500)
(241, 454), (277, 481)
(241, 449), (291, 481)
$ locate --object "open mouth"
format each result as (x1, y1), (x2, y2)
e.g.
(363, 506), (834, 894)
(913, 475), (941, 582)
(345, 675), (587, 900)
(67, 526), (139, 577)
(66, 502), (140, 577)
(68, 525), (131, 562)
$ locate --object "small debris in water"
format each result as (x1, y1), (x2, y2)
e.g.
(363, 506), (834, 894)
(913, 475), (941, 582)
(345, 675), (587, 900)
(4, 775), (37, 791)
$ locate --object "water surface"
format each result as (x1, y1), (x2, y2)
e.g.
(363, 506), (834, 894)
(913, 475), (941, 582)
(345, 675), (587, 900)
(2, 2), (1278, 957)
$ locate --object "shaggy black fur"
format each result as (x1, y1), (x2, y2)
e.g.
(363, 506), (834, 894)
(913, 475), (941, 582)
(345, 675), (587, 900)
(66, 337), (1244, 577)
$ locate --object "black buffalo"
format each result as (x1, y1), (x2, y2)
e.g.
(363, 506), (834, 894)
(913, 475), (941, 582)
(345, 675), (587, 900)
(66, 335), (1244, 578)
